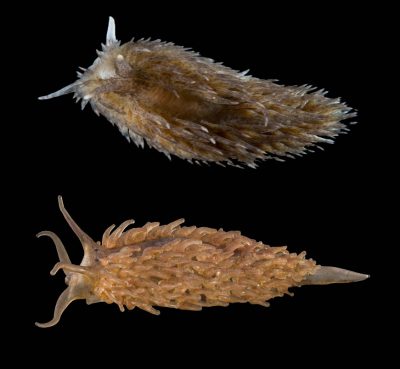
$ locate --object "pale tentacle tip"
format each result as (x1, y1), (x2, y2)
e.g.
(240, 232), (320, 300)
(50, 263), (61, 276)
(36, 231), (47, 238)
(35, 315), (63, 328)
(35, 321), (54, 328)
(58, 195), (64, 208)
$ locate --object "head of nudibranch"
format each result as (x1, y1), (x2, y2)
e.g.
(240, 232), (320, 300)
(38, 17), (129, 112)
(36, 197), (369, 328)
(35, 197), (102, 328)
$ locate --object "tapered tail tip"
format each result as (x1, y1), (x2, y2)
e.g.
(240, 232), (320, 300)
(303, 266), (369, 285)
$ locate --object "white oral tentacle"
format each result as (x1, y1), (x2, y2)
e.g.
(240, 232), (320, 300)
(38, 81), (82, 100)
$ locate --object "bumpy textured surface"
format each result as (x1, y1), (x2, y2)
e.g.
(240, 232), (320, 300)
(40, 18), (356, 167)
(96, 219), (317, 314)
(37, 197), (370, 328)
(35, 197), (318, 327)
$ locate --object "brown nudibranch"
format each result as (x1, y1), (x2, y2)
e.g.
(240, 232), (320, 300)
(39, 17), (356, 167)
(36, 197), (368, 328)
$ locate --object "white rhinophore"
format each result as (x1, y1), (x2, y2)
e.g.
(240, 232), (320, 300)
(106, 16), (117, 46)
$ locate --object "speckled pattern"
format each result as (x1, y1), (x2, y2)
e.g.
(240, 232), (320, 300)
(39, 17), (356, 167)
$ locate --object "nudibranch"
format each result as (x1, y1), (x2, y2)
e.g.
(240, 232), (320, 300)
(36, 197), (368, 328)
(39, 17), (356, 167)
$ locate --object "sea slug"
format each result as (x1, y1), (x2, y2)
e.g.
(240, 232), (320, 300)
(36, 197), (368, 327)
(39, 17), (356, 167)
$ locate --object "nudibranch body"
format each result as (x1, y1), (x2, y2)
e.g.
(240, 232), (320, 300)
(36, 197), (368, 328)
(39, 17), (356, 167)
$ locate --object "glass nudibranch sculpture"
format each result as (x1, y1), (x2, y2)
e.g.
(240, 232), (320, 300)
(36, 197), (368, 328)
(39, 17), (356, 167)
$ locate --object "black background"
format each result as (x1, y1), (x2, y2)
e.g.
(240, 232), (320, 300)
(7, 2), (390, 366)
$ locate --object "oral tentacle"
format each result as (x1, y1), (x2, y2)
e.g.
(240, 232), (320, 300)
(35, 287), (78, 328)
(36, 231), (71, 267)
(38, 81), (82, 100)
(50, 262), (94, 277)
